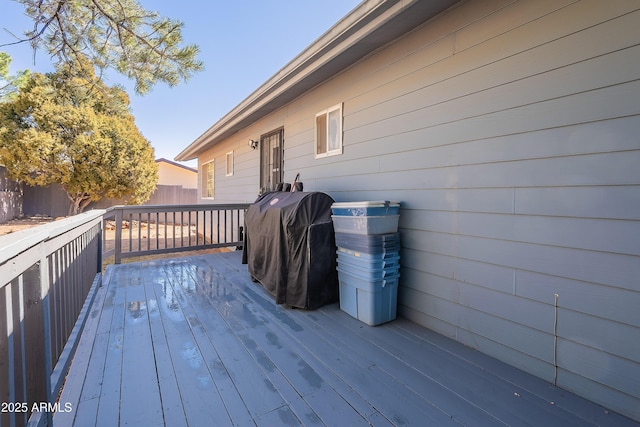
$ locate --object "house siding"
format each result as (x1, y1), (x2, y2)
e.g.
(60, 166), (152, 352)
(197, 0), (640, 419)
(156, 161), (198, 189)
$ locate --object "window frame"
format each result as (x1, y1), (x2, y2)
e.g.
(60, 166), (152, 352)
(314, 103), (343, 159)
(201, 159), (215, 199)
(225, 151), (234, 177)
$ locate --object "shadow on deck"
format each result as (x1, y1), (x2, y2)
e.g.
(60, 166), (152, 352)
(55, 251), (635, 426)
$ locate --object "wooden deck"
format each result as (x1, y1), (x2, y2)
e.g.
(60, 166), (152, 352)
(55, 251), (636, 426)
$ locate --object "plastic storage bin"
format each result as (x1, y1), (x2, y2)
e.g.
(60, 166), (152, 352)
(332, 200), (401, 326)
(331, 201), (400, 217)
(338, 269), (398, 326)
(336, 261), (399, 281)
(337, 248), (400, 269)
(338, 246), (400, 259)
(335, 232), (400, 254)
(332, 214), (399, 235)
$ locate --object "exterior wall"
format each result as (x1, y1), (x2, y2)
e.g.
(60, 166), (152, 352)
(196, 112), (287, 203)
(157, 161), (198, 189)
(197, 0), (640, 419)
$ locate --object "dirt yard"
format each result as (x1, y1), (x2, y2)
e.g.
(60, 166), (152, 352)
(0, 216), (229, 269)
(0, 215), (58, 236)
(0, 216), (200, 244)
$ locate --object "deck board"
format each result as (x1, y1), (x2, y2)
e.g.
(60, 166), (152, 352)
(93, 267), (124, 427)
(54, 251), (638, 426)
(185, 256), (366, 426)
(149, 262), (235, 427)
(141, 267), (188, 427)
(120, 264), (164, 426)
(166, 261), (287, 422)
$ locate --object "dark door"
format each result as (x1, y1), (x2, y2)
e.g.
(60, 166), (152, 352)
(260, 128), (283, 194)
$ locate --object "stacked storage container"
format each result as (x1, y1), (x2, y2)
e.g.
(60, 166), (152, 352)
(331, 201), (400, 326)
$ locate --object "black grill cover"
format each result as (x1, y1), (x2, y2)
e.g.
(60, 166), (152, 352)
(242, 191), (338, 309)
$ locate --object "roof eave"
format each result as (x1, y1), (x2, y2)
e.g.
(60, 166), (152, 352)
(175, 0), (460, 162)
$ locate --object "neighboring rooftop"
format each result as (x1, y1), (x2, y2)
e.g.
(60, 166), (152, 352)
(156, 157), (197, 173)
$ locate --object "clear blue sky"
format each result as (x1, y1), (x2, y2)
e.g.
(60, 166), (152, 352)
(1, 1), (362, 167)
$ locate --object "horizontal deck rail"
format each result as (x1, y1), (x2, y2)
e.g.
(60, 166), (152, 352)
(103, 203), (250, 264)
(0, 210), (104, 427)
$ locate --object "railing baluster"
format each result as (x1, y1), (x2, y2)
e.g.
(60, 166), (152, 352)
(224, 210), (228, 244)
(40, 241), (54, 426)
(128, 213), (132, 253)
(217, 210), (220, 245)
(63, 244), (70, 341)
(171, 211), (176, 248)
(137, 213), (141, 253)
(230, 210), (235, 244)
(209, 210), (213, 245)
(194, 208), (198, 247)
(190, 209), (194, 247)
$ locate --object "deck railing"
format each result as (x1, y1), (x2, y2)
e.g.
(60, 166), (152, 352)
(0, 210), (104, 427)
(102, 203), (249, 264)
(0, 202), (250, 426)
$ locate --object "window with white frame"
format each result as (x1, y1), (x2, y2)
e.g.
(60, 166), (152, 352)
(226, 151), (234, 176)
(201, 160), (214, 199)
(315, 103), (343, 158)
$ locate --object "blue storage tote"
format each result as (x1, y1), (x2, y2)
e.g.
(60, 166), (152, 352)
(335, 232), (400, 254)
(337, 248), (400, 269)
(336, 261), (399, 281)
(332, 214), (399, 235)
(338, 269), (398, 326)
(331, 201), (400, 217)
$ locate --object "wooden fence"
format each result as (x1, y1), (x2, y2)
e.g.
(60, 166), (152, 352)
(0, 166), (22, 223)
(22, 184), (198, 219)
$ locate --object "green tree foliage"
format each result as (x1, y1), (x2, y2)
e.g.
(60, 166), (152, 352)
(0, 52), (30, 101)
(0, 59), (158, 215)
(9, 0), (203, 94)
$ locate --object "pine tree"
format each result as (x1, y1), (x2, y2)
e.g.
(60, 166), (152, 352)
(7, 0), (203, 94)
(0, 58), (158, 215)
(0, 52), (30, 101)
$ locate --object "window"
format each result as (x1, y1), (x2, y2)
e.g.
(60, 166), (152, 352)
(201, 160), (214, 199)
(315, 103), (343, 158)
(226, 151), (234, 176)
